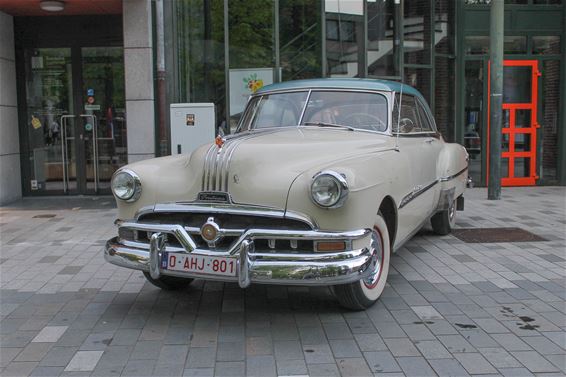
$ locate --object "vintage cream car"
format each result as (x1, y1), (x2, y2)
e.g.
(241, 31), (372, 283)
(105, 79), (468, 309)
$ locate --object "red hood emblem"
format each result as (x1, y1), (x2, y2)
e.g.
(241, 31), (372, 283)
(215, 135), (225, 148)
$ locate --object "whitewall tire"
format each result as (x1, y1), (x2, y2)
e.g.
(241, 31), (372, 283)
(334, 214), (391, 310)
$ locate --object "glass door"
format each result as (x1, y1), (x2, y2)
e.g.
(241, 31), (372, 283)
(487, 60), (539, 186)
(23, 48), (78, 193)
(22, 46), (127, 195)
(80, 47), (127, 193)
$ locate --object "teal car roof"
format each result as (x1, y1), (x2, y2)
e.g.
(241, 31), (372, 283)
(255, 78), (424, 100)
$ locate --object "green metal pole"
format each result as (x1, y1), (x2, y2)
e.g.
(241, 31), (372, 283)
(488, 0), (504, 200)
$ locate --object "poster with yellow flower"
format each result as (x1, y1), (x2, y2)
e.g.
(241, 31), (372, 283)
(229, 68), (275, 116)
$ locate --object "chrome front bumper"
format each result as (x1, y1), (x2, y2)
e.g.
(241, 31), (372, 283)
(104, 221), (377, 288)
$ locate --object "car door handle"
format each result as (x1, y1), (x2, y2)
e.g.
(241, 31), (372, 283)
(425, 138), (435, 144)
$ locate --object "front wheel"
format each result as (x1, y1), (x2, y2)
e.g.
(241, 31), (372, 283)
(143, 271), (193, 290)
(334, 215), (391, 310)
(431, 199), (456, 235)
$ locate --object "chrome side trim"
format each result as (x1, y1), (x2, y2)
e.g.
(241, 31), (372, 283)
(399, 180), (438, 209)
(399, 166), (468, 209)
(439, 167), (468, 182)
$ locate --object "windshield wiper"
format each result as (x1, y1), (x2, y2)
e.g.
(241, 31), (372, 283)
(302, 122), (355, 131)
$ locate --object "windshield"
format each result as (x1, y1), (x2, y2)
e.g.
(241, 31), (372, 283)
(236, 90), (389, 133)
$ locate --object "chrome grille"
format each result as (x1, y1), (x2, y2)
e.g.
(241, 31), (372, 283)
(120, 211), (315, 252)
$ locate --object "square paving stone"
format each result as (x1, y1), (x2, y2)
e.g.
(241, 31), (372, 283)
(363, 351), (402, 373)
(307, 362), (340, 377)
(246, 355), (276, 377)
(303, 343), (333, 364)
(32, 326), (68, 343)
(58, 266), (83, 275)
(511, 351), (560, 373)
(64, 350), (104, 372)
(336, 357), (372, 377)
(214, 361), (245, 377)
(397, 356), (437, 376)
(429, 358), (471, 376)
(39, 346), (78, 367)
(453, 352), (498, 374)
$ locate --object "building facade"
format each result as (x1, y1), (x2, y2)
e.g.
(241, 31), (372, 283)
(0, 0), (564, 204)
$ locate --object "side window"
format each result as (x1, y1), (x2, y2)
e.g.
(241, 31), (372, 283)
(392, 94), (420, 133)
(417, 101), (434, 133)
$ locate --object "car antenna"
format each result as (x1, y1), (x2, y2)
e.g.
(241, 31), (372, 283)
(395, 83), (403, 152)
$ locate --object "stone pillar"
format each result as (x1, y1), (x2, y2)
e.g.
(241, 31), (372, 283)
(123, 0), (156, 163)
(0, 11), (21, 204)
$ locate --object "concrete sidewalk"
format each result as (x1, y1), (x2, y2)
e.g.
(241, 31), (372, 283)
(0, 187), (564, 376)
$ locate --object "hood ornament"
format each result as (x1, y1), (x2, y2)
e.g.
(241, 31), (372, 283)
(215, 135), (225, 149)
(215, 128), (225, 149)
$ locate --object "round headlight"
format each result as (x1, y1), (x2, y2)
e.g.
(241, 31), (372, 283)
(311, 171), (349, 208)
(111, 169), (141, 202)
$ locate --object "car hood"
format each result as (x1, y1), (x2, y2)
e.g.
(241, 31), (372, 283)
(194, 127), (394, 209)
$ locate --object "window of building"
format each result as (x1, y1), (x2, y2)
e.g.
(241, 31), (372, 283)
(464, 61), (485, 185)
(404, 0), (432, 65)
(325, 0), (364, 77)
(279, 0), (322, 81)
(404, 67), (432, 106)
(464, 36), (490, 55)
(367, 0), (396, 77)
(504, 36), (527, 54)
(435, 0), (455, 55)
(540, 60), (561, 182)
(532, 36), (561, 55)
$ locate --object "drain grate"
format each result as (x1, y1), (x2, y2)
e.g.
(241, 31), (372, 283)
(452, 227), (547, 243)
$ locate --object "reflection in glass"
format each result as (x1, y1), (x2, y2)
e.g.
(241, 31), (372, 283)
(24, 48), (75, 192)
(367, 0), (396, 77)
(464, 61), (484, 185)
(503, 66), (531, 103)
(404, 0), (431, 65)
(513, 158), (531, 178)
(404, 67), (431, 105)
(435, 56), (455, 141)
(435, 0), (455, 55)
(176, 1), (226, 130)
(464, 36), (489, 55)
(504, 36), (527, 54)
(325, 0), (364, 77)
(280, 0), (322, 81)
(541, 60), (560, 182)
(532, 36), (561, 55)
(515, 109), (531, 128)
(302, 91), (389, 132)
(81, 47), (127, 191)
(501, 158), (509, 179)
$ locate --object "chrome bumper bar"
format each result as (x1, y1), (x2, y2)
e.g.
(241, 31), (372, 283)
(104, 222), (376, 288)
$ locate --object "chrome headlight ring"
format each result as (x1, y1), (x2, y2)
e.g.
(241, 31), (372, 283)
(111, 168), (142, 202)
(310, 170), (349, 209)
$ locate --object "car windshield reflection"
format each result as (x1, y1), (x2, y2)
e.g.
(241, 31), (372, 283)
(236, 90), (389, 133)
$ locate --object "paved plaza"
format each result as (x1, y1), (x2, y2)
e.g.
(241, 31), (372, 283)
(0, 187), (565, 377)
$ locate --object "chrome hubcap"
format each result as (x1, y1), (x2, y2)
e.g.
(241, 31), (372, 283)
(363, 229), (383, 288)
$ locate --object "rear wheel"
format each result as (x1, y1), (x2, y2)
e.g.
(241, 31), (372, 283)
(334, 215), (390, 310)
(431, 199), (456, 235)
(142, 272), (193, 290)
